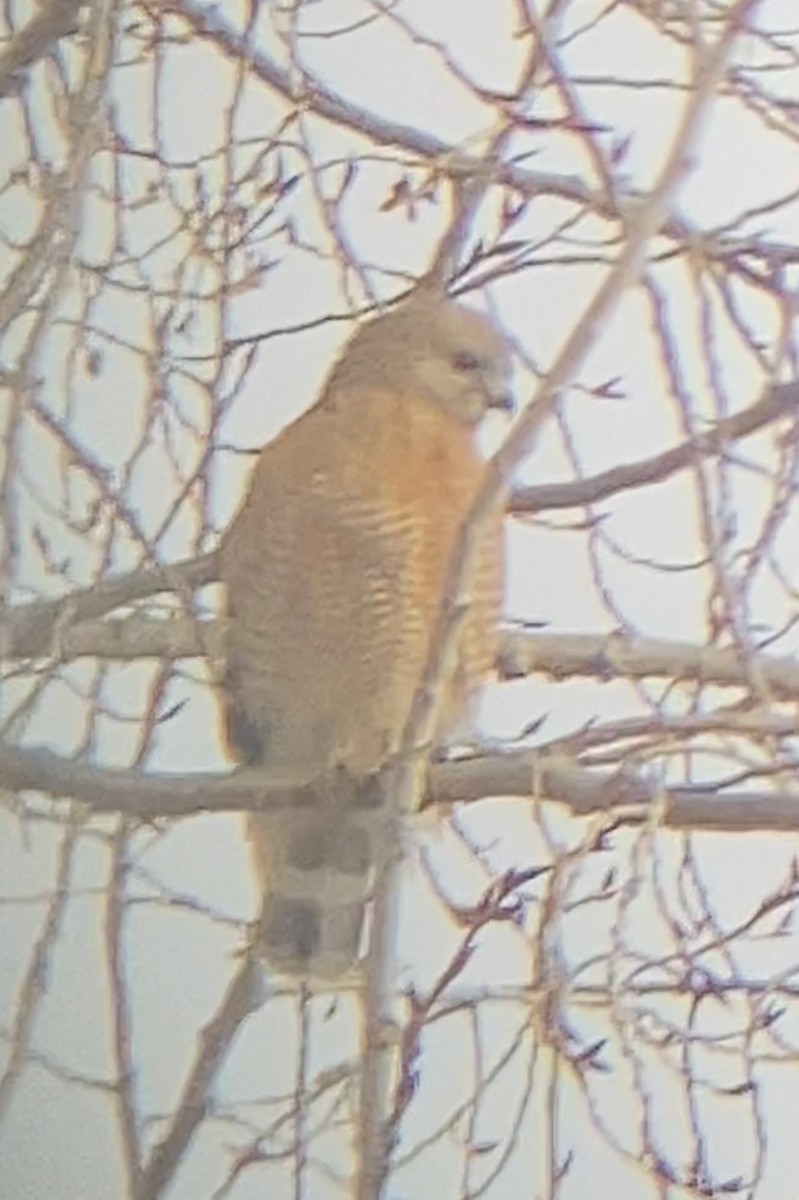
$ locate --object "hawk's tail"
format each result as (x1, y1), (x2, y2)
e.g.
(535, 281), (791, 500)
(246, 802), (378, 979)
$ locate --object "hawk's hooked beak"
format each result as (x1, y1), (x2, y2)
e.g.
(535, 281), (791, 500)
(483, 368), (515, 415)
(487, 388), (514, 414)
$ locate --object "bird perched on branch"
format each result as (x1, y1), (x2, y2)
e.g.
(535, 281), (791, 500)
(219, 291), (512, 980)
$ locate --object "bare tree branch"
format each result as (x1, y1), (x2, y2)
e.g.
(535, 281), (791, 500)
(0, 0), (84, 99)
(7, 614), (799, 706)
(4, 738), (799, 833)
(511, 379), (799, 513)
(497, 629), (799, 701)
(1, 554), (218, 659)
(0, 741), (314, 815)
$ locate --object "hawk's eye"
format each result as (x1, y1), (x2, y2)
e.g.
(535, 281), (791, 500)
(452, 349), (482, 372)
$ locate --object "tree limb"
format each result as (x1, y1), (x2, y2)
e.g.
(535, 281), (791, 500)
(511, 379), (799, 513)
(4, 739), (798, 833)
(7, 615), (799, 707)
(0, 0), (84, 98)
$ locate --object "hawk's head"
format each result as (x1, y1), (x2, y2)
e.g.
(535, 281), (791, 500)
(328, 294), (514, 426)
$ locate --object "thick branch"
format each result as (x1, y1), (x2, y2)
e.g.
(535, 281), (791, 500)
(0, 0), (84, 98)
(497, 629), (799, 701)
(7, 616), (799, 706)
(1, 553), (217, 659)
(3, 740), (798, 833)
(0, 742), (315, 816)
(431, 752), (799, 833)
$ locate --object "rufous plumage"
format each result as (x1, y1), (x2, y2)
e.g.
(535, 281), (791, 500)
(219, 292), (512, 978)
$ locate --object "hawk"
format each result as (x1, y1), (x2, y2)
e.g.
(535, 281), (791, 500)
(220, 292), (512, 979)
